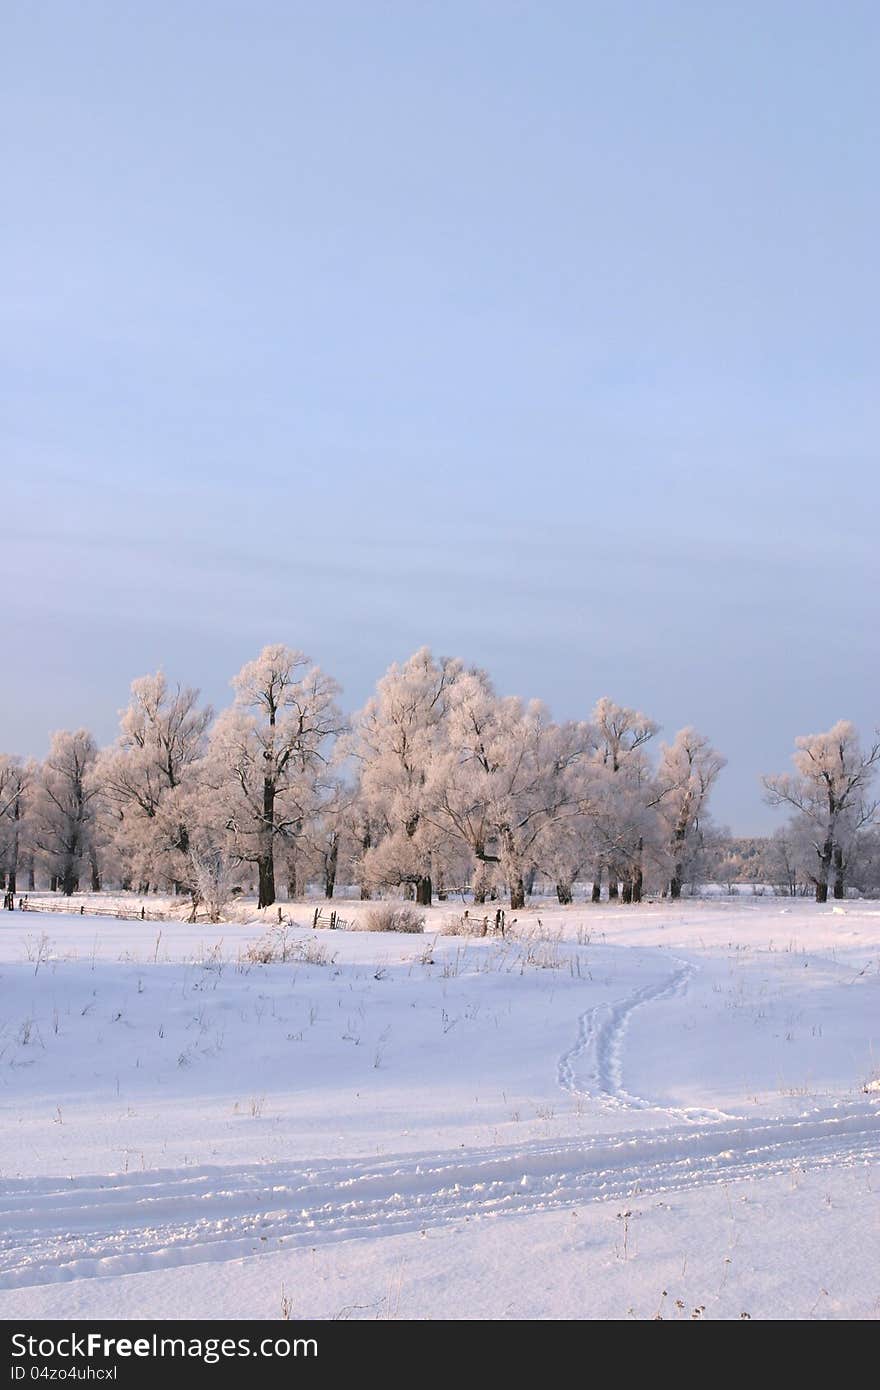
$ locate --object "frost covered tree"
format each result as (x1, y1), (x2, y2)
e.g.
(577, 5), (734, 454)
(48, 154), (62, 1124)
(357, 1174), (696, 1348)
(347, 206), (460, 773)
(424, 667), (501, 900)
(32, 730), (100, 895)
(350, 648), (462, 906)
(187, 830), (241, 923)
(763, 722), (880, 901)
(537, 807), (591, 904)
(311, 816), (342, 899)
(433, 669), (593, 908)
(96, 672), (213, 892)
(302, 779), (358, 900)
(847, 825), (880, 897)
(207, 645), (342, 908)
(275, 769), (338, 901)
(587, 698), (659, 902)
(759, 823), (813, 897)
(0, 756), (34, 896)
(654, 727), (726, 899)
(340, 783), (381, 900)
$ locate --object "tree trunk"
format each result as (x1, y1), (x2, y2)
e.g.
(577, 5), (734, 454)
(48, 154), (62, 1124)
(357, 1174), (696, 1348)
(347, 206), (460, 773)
(501, 828), (526, 910)
(633, 865), (643, 903)
(50, 875), (58, 893)
(60, 836), (81, 896)
(324, 833), (339, 899)
(6, 815), (20, 897)
(472, 862), (489, 904)
(669, 818), (689, 899)
(608, 875), (619, 900)
(416, 875), (433, 907)
(258, 854), (275, 909)
(5, 794), (21, 898)
(259, 774), (276, 908)
(621, 877), (632, 904)
(815, 837), (832, 903)
(556, 881), (573, 905)
(287, 865), (297, 900)
(89, 848), (101, 893)
(358, 824), (372, 899)
(591, 863), (602, 903)
(632, 839), (644, 903)
(832, 845), (845, 899)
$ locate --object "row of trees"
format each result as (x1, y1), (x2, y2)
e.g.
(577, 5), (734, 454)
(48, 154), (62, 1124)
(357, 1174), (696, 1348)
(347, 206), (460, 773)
(1, 646), (876, 909)
(0, 645), (729, 910)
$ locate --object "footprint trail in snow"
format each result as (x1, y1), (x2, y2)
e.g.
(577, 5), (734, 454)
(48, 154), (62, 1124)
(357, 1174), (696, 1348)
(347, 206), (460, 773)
(556, 950), (721, 1120)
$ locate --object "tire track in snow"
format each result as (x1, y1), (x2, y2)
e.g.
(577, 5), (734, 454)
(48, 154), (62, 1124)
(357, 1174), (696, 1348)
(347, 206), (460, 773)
(0, 1102), (877, 1290)
(557, 952), (700, 1114)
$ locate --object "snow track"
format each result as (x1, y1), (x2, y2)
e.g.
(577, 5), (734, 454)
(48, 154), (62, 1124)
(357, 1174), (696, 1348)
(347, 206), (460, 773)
(1, 1103), (877, 1290)
(557, 952), (697, 1112)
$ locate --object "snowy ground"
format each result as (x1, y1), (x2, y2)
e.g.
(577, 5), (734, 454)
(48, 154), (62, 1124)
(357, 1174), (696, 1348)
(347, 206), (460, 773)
(0, 898), (878, 1320)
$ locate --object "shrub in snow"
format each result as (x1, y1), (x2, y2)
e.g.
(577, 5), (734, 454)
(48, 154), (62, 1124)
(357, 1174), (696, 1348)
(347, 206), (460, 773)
(245, 929), (290, 964)
(441, 912), (487, 937)
(244, 926), (336, 965)
(362, 904), (425, 934)
(295, 938), (337, 966)
(516, 939), (564, 970)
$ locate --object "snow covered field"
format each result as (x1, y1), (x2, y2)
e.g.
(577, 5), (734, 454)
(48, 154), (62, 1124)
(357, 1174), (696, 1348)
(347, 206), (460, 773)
(0, 899), (877, 1321)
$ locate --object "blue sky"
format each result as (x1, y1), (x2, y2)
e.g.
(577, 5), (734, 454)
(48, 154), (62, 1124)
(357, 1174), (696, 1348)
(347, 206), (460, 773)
(3, 1), (879, 831)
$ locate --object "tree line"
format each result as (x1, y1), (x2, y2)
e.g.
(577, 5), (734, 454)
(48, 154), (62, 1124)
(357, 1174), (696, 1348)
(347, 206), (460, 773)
(0, 645), (876, 910)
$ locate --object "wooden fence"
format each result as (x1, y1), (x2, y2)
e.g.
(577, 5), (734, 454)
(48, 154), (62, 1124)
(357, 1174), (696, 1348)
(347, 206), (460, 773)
(2, 899), (178, 923)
